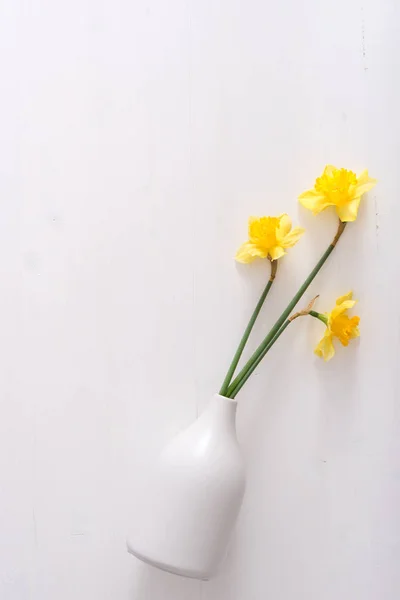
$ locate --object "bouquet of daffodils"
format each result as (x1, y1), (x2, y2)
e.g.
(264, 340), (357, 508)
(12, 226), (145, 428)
(219, 165), (376, 399)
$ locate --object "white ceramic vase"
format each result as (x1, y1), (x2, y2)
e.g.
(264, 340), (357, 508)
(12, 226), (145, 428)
(127, 394), (246, 580)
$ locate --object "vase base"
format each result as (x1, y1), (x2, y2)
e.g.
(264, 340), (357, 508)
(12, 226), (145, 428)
(127, 540), (213, 581)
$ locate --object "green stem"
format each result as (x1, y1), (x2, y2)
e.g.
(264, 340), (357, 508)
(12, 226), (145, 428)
(309, 310), (328, 325)
(228, 320), (290, 398)
(219, 259), (278, 396)
(226, 220), (346, 398)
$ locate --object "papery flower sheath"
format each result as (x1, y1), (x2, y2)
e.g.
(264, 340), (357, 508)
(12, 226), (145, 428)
(235, 214), (304, 263)
(299, 165), (377, 222)
(314, 291), (360, 361)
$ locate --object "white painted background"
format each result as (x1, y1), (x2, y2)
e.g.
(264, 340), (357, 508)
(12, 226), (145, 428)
(0, 1), (398, 599)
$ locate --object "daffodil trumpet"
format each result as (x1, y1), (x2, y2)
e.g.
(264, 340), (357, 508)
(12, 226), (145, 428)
(226, 220), (346, 398)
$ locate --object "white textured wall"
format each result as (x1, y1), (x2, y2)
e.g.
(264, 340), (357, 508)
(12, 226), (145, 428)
(0, 1), (398, 599)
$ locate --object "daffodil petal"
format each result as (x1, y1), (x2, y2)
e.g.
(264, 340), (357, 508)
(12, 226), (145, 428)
(269, 246), (286, 261)
(350, 316), (360, 338)
(336, 291), (353, 305)
(315, 331), (335, 362)
(330, 300), (357, 321)
(299, 189), (331, 214)
(355, 170), (377, 196)
(336, 197), (361, 222)
(323, 165), (335, 177)
(280, 226), (305, 248)
(321, 292), (361, 352)
(277, 214), (292, 237)
(235, 242), (268, 263)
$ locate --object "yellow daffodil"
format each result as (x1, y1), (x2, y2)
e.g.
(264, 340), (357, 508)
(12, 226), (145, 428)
(236, 214), (304, 263)
(313, 292), (360, 361)
(299, 165), (377, 222)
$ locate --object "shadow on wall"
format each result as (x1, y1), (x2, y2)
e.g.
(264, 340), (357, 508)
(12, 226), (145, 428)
(130, 560), (202, 600)
(314, 342), (360, 455)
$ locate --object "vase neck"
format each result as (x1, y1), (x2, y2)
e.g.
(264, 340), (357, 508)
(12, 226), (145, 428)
(200, 394), (238, 434)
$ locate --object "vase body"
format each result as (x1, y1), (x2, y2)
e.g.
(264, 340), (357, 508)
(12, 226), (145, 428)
(127, 394), (246, 580)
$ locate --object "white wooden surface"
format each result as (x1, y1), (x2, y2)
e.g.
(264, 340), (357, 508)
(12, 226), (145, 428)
(0, 1), (398, 599)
